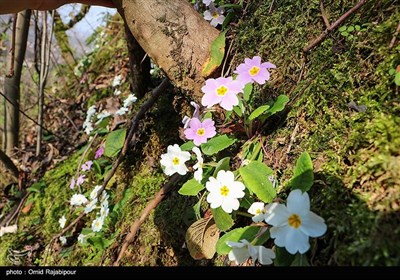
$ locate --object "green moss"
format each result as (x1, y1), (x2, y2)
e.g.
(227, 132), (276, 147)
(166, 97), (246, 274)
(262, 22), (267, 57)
(232, 0), (399, 265)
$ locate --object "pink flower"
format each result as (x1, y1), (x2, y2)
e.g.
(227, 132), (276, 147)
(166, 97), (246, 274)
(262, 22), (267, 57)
(81, 160), (93, 172)
(234, 56), (276, 85)
(184, 117), (217, 146)
(70, 178), (75, 189)
(95, 145), (104, 159)
(182, 102), (201, 129)
(76, 174), (85, 186)
(201, 77), (243, 111)
(203, 4), (225, 27)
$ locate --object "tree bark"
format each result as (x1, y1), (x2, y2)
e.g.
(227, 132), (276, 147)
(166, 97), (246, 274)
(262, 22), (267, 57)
(2, 10), (31, 155)
(124, 23), (151, 99)
(113, 0), (220, 99)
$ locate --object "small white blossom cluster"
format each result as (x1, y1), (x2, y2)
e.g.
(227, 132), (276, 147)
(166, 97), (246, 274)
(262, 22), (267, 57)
(83, 105), (96, 135)
(82, 92), (138, 135)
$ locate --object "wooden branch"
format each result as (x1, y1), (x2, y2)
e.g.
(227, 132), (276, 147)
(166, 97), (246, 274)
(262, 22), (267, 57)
(113, 173), (181, 266)
(320, 1), (331, 29)
(303, 0), (367, 53)
(389, 21), (400, 49)
(46, 78), (170, 256)
(0, 149), (19, 178)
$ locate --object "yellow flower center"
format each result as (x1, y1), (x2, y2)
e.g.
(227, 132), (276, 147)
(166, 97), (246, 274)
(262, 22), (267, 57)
(288, 214), (302, 229)
(172, 157), (180, 165)
(96, 221), (101, 227)
(196, 128), (205, 136)
(220, 186), (230, 197)
(216, 85), (228, 96)
(249, 66), (260, 76)
(213, 12), (219, 19)
(255, 209), (262, 215)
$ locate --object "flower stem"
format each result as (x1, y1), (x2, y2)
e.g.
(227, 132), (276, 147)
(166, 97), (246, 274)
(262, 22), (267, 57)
(236, 211), (252, 218)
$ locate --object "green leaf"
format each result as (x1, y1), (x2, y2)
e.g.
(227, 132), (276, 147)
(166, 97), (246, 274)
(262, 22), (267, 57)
(266, 95), (289, 116)
(233, 104), (243, 117)
(213, 157), (230, 177)
(104, 129), (126, 157)
(239, 161), (276, 203)
(178, 178), (205, 196)
(180, 141), (195, 151)
(221, 12), (235, 30)
(220, 4), (242, 9)
(249, 105), (270, 120)
(291, 253), (310, 266)
(338, 26), (347, 32)
(211, 207), (234, 231)
(201, 135), (236, 156)
(389, 68), (396, 75)
(216, 226), (260, 255)
(289, 151), (314, 192)
(341, 31), (349, 36)
(203, 111), (213, 121)
(202, 30), (227, 76)
(87, 236), (113, 250)
(274, 246), (295, 266)
(92, 160), (102, 175)
(347, 26), (354, 32)
(27, 182), (45, 193)
(395, 72), (400, 86)
(355, 25), (361, 31)
(243, 83), (253, 101)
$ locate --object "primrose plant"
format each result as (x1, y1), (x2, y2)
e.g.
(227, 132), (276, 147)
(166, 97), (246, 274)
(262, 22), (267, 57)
(159, 56), (327, 266)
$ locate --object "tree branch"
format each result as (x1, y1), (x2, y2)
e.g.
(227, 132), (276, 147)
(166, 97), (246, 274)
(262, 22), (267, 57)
(320, 1), (331, 29)
(389, 21), (400, 49)
(303, 0), (367, 53)
(113, 173), (181, 266)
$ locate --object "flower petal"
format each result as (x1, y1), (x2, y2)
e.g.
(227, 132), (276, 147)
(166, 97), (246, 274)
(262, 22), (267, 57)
(261, 62), (276, 69)
(206, 192), (223, 208)
(287, 189), (310, 215)
(264, 203), (290, 226)
(220, 92), (239, 110)
(228, 247), (250, 265)
(221, 197), (239, 213)
(257, 246), (275, 265)
(270, 225), (290, 247)
(285, 227), (310, 254)
(300, 211), (327, 237)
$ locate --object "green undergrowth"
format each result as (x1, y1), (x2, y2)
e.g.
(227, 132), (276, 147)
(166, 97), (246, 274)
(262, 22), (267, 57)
(233, 0), (399, 265)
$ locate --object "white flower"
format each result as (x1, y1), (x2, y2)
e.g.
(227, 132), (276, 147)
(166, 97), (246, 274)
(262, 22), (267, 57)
(78, 233), (86, 244)
(101, 191), (109, 203)
(123, 94), (138, 108)
(202, 0), (214, 6)
(264, 189), (327, 254)
(100, 204), (109, 218)
(86, 105), (96, 119)
(90, 185), (102, 200)
(114, 89), (122, 96)
(58, 215), (67, 229)
(116, 107), (129, 116)
(182, 116), (191, 129)
(204, 6), (225, 27)
(96, 110), (111, 124)
(70, 194), (88, 206)
(160, 144), (191, 176)
(192, 147), (204, 182)
(227, 239), (275, 265)
(206, 170), (245, 213)
(0, 224), (17, 237)
(248, 202), (266, 223)
(92, 216), (104, 232)
(83, 121), (94, 135)
(84, 199), (98, 214)
(59, 236), (67, 245)
(112, 74), (123, 87)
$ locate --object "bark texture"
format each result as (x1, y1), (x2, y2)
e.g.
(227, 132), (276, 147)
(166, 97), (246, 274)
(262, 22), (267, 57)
(113, 0), (220, 98)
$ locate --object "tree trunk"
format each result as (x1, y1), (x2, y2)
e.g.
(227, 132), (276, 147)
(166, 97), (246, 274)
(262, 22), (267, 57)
(113, 0), (220, 98)
(124, 23), (151, 99)
(2, 10), (31, 155)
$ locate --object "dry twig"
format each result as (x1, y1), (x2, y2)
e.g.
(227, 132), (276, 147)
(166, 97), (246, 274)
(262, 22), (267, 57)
(304, 0), (367, 52)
